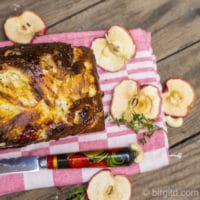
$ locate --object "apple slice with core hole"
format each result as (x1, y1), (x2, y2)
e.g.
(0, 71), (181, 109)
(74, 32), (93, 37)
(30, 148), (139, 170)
(4, 10), (47, 44)
(111, 79), (161, 121)
(91, 25), (136, 72)
(163, 78), (195, 117)
(86, 169), (132, 200)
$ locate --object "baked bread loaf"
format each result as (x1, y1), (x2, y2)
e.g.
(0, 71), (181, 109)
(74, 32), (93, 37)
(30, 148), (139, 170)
(0, 43), (104, 148)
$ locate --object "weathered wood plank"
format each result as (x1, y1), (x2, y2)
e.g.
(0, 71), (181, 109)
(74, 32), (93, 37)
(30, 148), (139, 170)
(2, 135), (200, 200)
(132, 134), (200, 200)
(48, 0), (200, 60)
(0, 187), (61, 200)
(0, 0), (101, 41)
(157, 42), (200, 147)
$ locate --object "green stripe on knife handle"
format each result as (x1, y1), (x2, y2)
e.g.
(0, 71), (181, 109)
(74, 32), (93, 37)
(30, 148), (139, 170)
(39, 147), (136, 169)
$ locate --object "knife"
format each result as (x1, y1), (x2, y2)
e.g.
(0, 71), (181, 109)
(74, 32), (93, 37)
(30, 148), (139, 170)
(0, 145), (137, 174)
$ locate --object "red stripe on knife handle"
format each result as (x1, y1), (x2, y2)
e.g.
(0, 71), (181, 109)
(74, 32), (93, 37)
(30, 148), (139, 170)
(47, 155), (53, 169)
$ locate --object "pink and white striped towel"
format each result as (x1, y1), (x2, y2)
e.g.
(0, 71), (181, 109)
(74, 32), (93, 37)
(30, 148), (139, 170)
(0, 29), (169, 195)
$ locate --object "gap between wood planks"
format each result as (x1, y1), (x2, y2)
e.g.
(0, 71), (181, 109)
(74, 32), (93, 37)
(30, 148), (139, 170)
(157, 39), (200, 63)
(170, 131), (200, 151)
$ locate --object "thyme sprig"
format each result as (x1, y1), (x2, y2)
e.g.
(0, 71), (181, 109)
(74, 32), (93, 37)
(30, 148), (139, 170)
(113, 113), (126, 125)
(112, 112), (161, 144)
(65, 185), (86, 200)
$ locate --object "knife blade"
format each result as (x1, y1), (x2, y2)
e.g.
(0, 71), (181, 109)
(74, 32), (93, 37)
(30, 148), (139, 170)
(0, 146), (136, 174)
(0, 156), (39, 174)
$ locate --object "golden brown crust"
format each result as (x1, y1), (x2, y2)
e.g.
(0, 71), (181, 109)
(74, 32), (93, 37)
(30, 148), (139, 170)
(0, 43), (104, 148)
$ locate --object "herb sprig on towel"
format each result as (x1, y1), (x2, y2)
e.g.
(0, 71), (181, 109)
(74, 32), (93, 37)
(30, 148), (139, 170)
(111, 112), (161, 144)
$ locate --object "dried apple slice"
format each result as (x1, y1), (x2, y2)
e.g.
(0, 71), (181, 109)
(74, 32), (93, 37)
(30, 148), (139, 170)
(4, 10), (47, 44)
(163, 78), (195, 117)
(165, 116), (183, 128)
(111, 80), (161, 121)
(135, 85), (162, 119)
(86, 169), (132, 200)
(111, 80), (138, 119)
(91, 38), (125, 72)
(106, 25), (136, 60)
(91, 25), (136, 72)
(130, 143), (144, 163)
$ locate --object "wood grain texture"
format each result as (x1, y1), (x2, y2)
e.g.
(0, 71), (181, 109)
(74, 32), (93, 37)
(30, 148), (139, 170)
(0, 0), (101, 41)
(158, 42), (200, 147)
(132, 134), (200, 200)
(48, 0), (200, 60)
(0, 187), (62, 200)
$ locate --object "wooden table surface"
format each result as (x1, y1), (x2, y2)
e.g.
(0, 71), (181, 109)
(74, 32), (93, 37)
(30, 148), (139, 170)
(0, 0), (199, 199)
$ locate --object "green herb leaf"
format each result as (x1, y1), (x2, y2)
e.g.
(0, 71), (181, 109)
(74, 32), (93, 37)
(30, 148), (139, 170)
(112, 112), (160, 144)
(147, 131), (154, 138)
(104, 114), (109, 119)
(65, 185), (86, 200)
(139, 138), (147, 145)
(112, 114), (126, 126)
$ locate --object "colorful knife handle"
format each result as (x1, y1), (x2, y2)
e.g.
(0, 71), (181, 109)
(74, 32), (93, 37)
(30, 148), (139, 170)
(40, 147), (136, 169)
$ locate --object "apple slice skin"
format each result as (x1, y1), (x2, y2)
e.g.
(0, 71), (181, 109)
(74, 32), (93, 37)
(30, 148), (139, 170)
(86, 169), (132, 200)
(163, 78), (195, 117)
(35, 23), (47, 36)
(4, 10), (47, 44)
